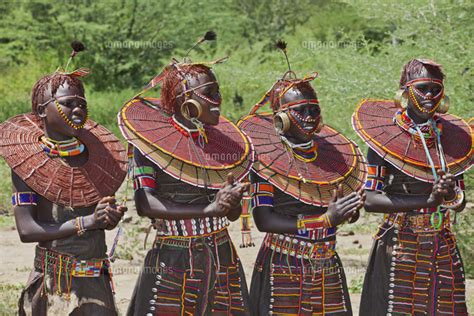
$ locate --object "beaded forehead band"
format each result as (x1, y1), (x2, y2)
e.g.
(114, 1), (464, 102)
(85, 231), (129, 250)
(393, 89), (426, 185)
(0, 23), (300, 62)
(38, 94), (88, 108)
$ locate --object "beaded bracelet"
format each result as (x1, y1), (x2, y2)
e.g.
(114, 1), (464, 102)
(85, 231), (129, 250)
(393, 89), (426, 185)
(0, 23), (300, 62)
(440, 186), (464, 209)
(75, 216), (86, 236)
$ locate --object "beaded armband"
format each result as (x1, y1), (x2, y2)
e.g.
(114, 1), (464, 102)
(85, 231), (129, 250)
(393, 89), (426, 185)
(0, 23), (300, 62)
(133, 166), (157, 190)
(365, 165), (386, 191)
(12, 192), (39, 206)
(251, 182), (274, 208)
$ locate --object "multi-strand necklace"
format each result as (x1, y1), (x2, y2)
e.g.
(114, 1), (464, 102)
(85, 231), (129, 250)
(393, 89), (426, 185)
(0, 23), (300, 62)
(394, 110), (442, 147)
(40, 136), (85, 157)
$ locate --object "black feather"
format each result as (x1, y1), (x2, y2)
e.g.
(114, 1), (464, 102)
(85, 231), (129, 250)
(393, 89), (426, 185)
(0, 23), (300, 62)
(276, 40), (292, 74)
(276, 40), (287, 51)
(203, 31), (216, 41)
(71, 40), (86, 53)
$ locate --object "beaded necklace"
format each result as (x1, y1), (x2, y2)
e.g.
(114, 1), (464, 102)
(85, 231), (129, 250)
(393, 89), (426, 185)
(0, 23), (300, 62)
(40, 135), (85, 157)
(169, 115), (208, 147)
(281, 135), (318, 163)
(394, 110), (441, 147)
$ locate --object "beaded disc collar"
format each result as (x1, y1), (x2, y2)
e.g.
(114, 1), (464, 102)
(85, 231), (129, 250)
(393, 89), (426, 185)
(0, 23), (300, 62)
(118, 97), (254, 189)
(0, 113), (127, 207)
(238, 113), (367, 206)
(352, 99), (473, 182)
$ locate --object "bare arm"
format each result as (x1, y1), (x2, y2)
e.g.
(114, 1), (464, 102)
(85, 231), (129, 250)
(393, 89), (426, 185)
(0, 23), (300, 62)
(251, 174), (363, 234)
(133, 149), (238, 219)
(363, 148), (453, 213)
(12, 173), (117, 242)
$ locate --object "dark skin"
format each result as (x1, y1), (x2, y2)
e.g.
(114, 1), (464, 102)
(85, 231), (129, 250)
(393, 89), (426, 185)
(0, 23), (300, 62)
(13, 81), (127, 243)
(364, 66), (464, 213)
(174, 71), (221, 128)
(254, 86), (365, 234)
(135, 71), (248, 221)
(405, 67), (444, 124)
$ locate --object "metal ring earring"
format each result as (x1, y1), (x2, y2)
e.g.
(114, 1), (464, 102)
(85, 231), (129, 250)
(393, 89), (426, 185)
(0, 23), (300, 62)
(180, 99), (203, 120)
(274, 111), (291, 134)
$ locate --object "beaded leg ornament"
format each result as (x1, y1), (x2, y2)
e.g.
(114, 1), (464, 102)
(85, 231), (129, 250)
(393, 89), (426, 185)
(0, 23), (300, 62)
(240, 190), (255, 248)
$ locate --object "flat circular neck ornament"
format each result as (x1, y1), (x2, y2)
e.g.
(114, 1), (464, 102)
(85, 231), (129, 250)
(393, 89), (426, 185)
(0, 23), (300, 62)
(352, 99), (473, 182)
(0, 114), (128, 207)
(238, 113), (367, 206)
(118, 97), (254, 188)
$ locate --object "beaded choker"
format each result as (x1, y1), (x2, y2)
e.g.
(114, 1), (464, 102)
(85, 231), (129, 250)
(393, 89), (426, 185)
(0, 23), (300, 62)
(393, 110), (441, 147)
(281, 136), (318, 163)
(169, 115), (209, 148)
(40, 136), (85, 157)
(169, 115), (200, 139)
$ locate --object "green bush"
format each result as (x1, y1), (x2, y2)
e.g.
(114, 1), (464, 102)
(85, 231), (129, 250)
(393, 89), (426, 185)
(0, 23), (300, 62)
(0, 0), (472, 274)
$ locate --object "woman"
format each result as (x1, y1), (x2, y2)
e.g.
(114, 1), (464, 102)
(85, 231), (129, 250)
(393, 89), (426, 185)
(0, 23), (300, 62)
(238, 42), (366, 315)
(353, 58), (472, 315)
(119, 33), (254, 315)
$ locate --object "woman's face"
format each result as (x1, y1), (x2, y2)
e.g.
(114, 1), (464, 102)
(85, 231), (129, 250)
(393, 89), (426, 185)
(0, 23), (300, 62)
(37, 81), (88, 138)
(405, 67), (444, 122)
(278, 86), (321, 143)
(182, 70), (221, 125)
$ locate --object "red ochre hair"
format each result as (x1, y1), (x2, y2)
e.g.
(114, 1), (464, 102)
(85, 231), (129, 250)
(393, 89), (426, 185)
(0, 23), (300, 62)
(399, 59), (444, 88)
(160, 63), (214, 114)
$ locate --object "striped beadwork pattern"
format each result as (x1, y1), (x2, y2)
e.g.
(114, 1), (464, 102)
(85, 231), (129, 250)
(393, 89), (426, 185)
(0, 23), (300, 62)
(256, 233), (348, 315)
(365, 164), (386, 191)
(251, 182), (274, 208)
(12, 192), (39, 206)
(145, 230), (248, 315)
(375, 209), (467, 315)
(133, 166), (157, 190)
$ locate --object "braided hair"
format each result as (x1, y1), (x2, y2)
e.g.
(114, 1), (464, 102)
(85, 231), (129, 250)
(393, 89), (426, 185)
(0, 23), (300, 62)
(160, 63), (213, 114)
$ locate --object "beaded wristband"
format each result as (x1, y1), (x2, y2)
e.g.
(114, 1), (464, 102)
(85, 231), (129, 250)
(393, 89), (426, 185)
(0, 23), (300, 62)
(75, 216), (86, 236)
(440, 186), (464, 209)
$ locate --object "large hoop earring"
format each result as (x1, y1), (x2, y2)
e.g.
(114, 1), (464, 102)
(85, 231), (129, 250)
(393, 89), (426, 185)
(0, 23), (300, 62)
(274, 112), (291, 133)
(181, 99), (203, 120)
(436, 95), (450, 114)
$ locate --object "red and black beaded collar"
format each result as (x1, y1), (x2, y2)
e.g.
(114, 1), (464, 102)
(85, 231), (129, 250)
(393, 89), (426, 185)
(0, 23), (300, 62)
(0, 114), (128, 207)
(352, 99), (473, 182)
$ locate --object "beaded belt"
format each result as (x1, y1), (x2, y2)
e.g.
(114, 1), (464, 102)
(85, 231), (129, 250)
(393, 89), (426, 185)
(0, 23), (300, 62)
(154, 227), (231, 249)
(34, 246), (110, 278)
(264, 233), (336, 260)
(154, 216), (229, 237)
(383, 207), (450, 233)
(295, 226), (336, 241)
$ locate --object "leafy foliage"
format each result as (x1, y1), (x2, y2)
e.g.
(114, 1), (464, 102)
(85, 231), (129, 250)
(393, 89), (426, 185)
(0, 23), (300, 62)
(0, 0), (472, 274)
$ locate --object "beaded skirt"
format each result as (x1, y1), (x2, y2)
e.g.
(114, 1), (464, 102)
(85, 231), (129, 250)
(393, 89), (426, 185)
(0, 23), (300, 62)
(127, 228), (250, 316)
(249, 233), (351, 316)
(360, 209), (468, 315)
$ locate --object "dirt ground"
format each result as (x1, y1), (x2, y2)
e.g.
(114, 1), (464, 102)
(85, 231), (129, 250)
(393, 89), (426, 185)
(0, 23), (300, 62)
(1, 210), (472, 315)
